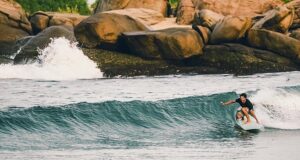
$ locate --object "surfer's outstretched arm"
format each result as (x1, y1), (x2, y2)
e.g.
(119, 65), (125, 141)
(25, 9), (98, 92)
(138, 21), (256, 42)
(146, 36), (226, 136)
(221, 100), (235, 106)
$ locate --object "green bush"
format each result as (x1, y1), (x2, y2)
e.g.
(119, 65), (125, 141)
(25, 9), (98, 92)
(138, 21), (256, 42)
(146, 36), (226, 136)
(16, 0), (91, 15)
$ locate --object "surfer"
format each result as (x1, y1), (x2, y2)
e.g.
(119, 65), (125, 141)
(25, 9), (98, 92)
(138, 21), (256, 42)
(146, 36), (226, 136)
(221, 93), (259, 124)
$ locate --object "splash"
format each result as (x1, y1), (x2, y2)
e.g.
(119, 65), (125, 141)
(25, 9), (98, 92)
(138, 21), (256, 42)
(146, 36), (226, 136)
(251, 88), (300, 130)
(0, 37), (102, 80)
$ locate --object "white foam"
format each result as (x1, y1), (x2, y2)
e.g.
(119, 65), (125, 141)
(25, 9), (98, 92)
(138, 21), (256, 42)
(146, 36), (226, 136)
(251, 88), (300, 130)
(0, 37), (102, 80)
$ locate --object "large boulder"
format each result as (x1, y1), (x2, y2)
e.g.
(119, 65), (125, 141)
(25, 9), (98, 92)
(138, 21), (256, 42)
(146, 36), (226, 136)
(176, 0), (195, 25)
(197, 43), (298, 74)
(285, 0), (300, 29)
(210, 16), (252, 44)
(0, 0), (32, 56)
(176, 0), (283, 24)
(192, 24), (211, 44)
(14, 26), (76, 64)
(290, 29), (300, 40)
(247, 29), (300, 63)
(30, 12), (88, 34)
(121, 28), (204, 60)
(193, 9), (224, 31)
(74, 11), (149, 49)
(252, 6), (294, 33)
(95, 0), (168, 16)
(103, 8), (164, 26)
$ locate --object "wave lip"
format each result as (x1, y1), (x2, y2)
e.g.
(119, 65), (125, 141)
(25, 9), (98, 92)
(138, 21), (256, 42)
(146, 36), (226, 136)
(0, 37), (103, 80)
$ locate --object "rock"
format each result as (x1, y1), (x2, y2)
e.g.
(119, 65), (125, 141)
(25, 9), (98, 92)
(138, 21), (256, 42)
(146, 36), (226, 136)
(104, 8), (164, 26)
(0, 0), (32, 56)
(29, 13), (50, 34)
(150, 17), (191, 30)
(95, 0), (168, 16)
(193, 9), (224, 31)
(14, 26), (76, 64)
(176, 0), (195, 25)
(176, 0), (283, 24)
(210, 16), (252, 44)
(247, 29), (300, 63)
(285, 0), (300, 29)
(83, 43), (298, 77)
(196, 43), (298, 75)
(0, 55), (13, 64)
(121, 28), (204, 60)
(83, 48), (221, 77)
(192, 24), (211, 44)
(30, 12), (88, 34)
(290, 29), (300, 40)
(252, 6), (294, 33)
(192, 0), (283, 17)
(74, 12), (149, 49)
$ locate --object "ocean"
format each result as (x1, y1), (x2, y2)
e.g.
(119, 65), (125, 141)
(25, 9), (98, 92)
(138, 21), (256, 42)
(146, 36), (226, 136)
(0, 38), (300, 160)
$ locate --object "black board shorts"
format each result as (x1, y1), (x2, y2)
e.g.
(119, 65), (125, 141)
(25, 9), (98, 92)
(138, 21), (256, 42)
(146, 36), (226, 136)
(242, 106), (254, 111)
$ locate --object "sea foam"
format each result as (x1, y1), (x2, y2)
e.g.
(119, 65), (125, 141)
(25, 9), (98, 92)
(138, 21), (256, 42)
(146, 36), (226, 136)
(0, 37), (102, 80)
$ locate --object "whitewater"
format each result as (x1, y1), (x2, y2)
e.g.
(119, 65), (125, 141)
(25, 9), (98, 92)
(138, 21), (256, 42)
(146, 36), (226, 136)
(0, 38), (300, 160)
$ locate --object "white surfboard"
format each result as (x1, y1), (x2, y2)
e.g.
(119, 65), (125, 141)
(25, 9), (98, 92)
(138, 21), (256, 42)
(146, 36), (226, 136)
(235, 109), (264, 132)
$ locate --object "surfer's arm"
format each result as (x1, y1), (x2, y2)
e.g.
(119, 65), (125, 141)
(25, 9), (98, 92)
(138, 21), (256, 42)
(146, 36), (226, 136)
(221, 100), (235, 106)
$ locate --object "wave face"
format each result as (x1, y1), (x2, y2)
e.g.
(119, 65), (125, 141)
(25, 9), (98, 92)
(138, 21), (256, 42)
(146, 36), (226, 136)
(0, 37), (102, 80)
(1, 87), (300, 152)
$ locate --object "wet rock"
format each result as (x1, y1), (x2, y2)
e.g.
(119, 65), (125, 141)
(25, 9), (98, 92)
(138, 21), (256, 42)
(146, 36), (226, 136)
(14, 26), (75, 64)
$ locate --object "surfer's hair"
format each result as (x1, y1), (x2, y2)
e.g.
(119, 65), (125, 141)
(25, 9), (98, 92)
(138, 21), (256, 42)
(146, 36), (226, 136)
(240, 93), (247, 98)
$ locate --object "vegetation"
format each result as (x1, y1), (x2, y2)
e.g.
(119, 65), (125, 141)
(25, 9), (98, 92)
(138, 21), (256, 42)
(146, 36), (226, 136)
(91, 0), (100, 12)
(16, 0), (91, 15)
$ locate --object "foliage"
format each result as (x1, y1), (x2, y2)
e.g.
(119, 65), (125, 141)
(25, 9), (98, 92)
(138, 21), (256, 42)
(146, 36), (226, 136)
(91, 0), (100, 12)
(282, 0), (292, 3)
(16, 0), (91, 15)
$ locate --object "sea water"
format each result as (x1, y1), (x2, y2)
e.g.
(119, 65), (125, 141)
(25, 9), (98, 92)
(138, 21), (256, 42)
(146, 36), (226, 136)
(0, 38), (300, 160)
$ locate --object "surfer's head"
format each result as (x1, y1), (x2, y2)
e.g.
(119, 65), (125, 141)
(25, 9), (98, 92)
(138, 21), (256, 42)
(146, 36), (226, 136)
(239, 93), (247, 103)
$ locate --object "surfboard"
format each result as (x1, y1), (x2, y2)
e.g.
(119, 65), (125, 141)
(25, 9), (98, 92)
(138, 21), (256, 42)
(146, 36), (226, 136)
(235, 109), (264, 132)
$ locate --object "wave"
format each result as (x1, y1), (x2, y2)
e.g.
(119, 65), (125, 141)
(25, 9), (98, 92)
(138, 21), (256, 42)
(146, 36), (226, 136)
(0, 37), (102, 80)
(1, 88), (300, 136)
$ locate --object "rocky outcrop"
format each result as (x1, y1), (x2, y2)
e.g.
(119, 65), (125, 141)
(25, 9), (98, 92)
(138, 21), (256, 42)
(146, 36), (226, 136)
(14, 26), (75, 64)
(103, 8), (164, 26)
(210, 16), (252, 44)
(285, 0), (300, 29)
(247, 29), (300, 63)
(83, 43), (298, 77)
(0, 0), (32, 56)
(95, 0), (168, 16)
(290, 29), (300, 40)
(197, 43), (298, 74)
(176, 0), (195, 25)
(176, 0), (283, 25)
(192, 25), (211, 44)
(193, 9), (224, 31)
(252, 6), (294, 33)
(193, 0), (283, 17)
(74, 11), (149, 49)
(30, 12), (88, 34)
(121, 28), (204, 60)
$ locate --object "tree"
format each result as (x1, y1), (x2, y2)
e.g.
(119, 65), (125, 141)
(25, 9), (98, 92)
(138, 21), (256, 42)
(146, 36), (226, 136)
(16, 0), (91, 15)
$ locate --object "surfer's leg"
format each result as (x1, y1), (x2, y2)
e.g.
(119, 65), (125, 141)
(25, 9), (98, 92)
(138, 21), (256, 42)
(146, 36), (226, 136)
(250, 110), (259, 124)
(241, 107), (251, 123)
